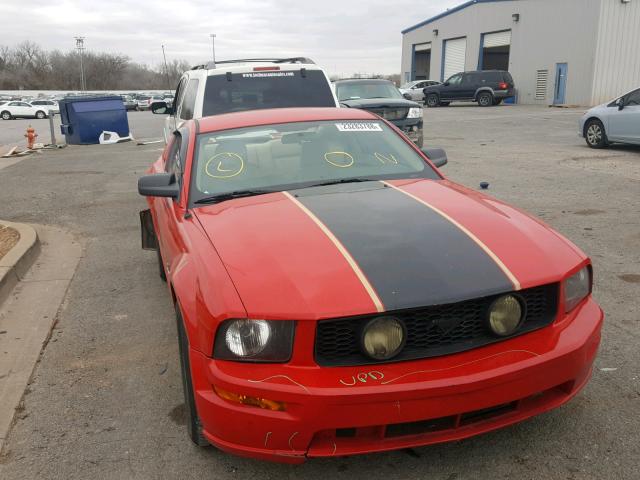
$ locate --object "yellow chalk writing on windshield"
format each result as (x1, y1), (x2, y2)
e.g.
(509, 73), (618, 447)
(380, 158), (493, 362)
(324, 151), (354, 168)
(374, 152), (399, 165)
(205, 152), (245, 179)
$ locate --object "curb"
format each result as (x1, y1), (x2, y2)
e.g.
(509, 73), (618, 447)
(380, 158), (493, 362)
(0, 221), (40, 306)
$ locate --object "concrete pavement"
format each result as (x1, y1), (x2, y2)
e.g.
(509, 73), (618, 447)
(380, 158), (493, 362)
(0, 107), (638, 479)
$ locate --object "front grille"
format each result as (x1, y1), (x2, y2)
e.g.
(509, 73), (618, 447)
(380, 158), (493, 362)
(368, 108), (409, 121)
(315, 283), (559, 366)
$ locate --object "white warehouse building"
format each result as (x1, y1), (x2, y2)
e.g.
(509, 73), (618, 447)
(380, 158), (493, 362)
(400, 0), (640, 106)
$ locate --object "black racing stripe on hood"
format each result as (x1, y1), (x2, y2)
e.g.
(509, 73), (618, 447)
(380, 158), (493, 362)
(292, 182), (513, 311)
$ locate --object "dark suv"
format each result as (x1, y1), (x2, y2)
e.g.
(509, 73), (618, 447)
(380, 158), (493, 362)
(423, 70), (515, 107)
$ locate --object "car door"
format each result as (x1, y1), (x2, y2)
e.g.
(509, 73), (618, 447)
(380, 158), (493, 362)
(9, 102), (29, 117)
(153, 132), (186, 274)
(410, 82), (427, 101)
(164, 78), (186, 143)
(460, 73), (480, 99)
(608, 89), (640, 144)
(440, 73), (463, 100)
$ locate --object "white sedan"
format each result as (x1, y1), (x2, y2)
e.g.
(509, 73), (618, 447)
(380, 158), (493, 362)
(579, 87), (640, 148)
(400, 80), (441, 102)
(0, 101), (50, 120)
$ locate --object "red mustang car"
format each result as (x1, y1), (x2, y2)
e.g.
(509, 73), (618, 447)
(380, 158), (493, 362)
(138, 107), (602, 463)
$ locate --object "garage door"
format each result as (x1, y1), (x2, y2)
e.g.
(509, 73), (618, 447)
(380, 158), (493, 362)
(483, 30), (511, 48)
(481, 30), (511, 71)
(443, 37), (467, 81)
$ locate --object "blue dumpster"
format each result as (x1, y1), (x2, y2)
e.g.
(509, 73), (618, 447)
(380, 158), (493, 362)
(59, 96), (129, 145)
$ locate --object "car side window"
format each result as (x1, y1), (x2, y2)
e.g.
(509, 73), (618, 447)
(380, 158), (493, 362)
(626, 89), (640, 106)
(179, 79), (199, 120)
(463, 74), (478, 85)
(447, 74), (462, 86)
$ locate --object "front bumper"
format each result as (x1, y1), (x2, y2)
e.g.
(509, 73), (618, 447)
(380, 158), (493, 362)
(392, 118), (423, 144)
(190, 297), (602, 463)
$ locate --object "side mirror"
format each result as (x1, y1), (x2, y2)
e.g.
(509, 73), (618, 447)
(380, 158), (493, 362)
(138, 173), (180, 198)
(421, 147), (448, 168)
(443, 82), (450, 87)
(616, 98), (625, 110)
(151, 102), (174, 115)
(403, 93), (412, 100)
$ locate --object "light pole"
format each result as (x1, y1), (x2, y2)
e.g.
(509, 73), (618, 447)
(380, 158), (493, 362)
(74, 36), (86, 92)
(161, 45), (172, 91)
(209, 34), (216, 67)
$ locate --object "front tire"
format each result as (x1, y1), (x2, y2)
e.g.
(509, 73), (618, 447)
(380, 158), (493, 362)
(1, 111), (11, 120)
(35, 110), (46, 119)
(425, 94), (440, 108)
(176, 304), (210, 448)
(478, 92), (494, 107)
(585, 119), (608, 149)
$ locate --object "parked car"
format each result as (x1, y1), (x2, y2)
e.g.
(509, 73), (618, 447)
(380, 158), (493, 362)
(136, 96), (152, 110)
(424, 70), (515, 107)
(120, 95), (138, 111)
(0, 101), (49, 120)
(138, 106), (601, 463)
(150, 57), (338, 143)
(30, 99), (59, 114)
(579, 86), (640, 148)
(333, 78), (424, 146)
(400, 79), (441, 102)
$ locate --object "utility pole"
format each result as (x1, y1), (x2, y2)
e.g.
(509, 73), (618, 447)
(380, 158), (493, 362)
(209, 34), (216, 67)
(74, 36), (86, 92)
(161, 45), (172, 91)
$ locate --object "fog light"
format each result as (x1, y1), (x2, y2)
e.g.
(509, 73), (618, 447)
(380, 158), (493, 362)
(488, 295), (524, 336)
(362, 316), (405, 360)
(214, 386), (286, 411)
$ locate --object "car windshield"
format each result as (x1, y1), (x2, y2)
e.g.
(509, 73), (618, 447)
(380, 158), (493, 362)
(202, 70), (335, 116)
(190, 120), (438, 205)
(336, 82), (403, 101)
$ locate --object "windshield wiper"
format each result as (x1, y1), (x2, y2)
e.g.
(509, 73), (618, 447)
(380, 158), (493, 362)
(306, 178), (376, 188)
(194, 189), (275, 205)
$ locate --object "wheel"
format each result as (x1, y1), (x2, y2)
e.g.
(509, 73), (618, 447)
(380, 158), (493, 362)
(425, 94), (440, 108)
(478, 92), (494, 107)
(175, 304), (210, 447)
(35, 110), (46, 119)
(156, 247), (167, 282)
(439, 101), (450, 107)
(1, 111), (11, 120)
(584, 119), (608, 149)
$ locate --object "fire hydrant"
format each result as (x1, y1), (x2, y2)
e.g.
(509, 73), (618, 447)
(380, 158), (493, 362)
(25, 126), (38, 149)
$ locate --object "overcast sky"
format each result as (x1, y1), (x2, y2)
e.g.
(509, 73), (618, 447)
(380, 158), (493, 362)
(6, 0), (461, 76)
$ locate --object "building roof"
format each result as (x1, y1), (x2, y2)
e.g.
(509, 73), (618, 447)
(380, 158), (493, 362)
(402, 0), (515, 34)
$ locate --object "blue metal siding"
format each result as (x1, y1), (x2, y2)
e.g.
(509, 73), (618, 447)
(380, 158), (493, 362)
(402, 0), (515, 34)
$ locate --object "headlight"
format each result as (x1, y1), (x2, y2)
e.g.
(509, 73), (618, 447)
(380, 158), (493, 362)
(407, 107), (423, 118)
(487, 294), (524, 336)
(361, 316), (406, 360)
(214, 319), (295, 362)
(564, 266), (591, 312)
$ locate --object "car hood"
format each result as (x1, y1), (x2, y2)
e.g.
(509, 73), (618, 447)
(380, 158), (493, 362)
(340, 98), (420, 109)
(193, 179), (585, 320)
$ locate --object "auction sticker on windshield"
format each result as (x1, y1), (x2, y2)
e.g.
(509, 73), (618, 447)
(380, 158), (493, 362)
(335, 122), (383, 132)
